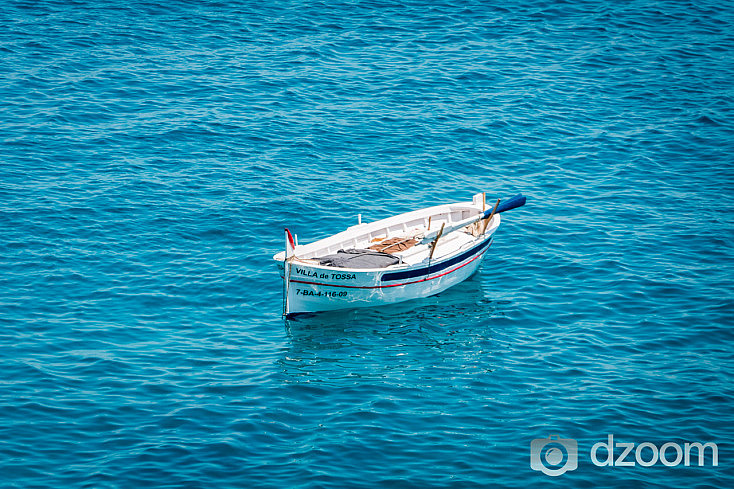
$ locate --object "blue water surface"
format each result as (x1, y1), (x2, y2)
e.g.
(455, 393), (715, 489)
(1, 1), (733, 487)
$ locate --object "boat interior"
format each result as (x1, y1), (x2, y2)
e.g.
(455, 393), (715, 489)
(277, 201), (499, 269)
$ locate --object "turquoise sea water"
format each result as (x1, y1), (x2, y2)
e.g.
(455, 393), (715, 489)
(2, 1), (733, 487)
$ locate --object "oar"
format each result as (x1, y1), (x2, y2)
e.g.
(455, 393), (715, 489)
(420, 193), (526, 244)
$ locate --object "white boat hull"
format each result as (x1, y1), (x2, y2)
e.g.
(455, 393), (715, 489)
(276, 235), (494, 315)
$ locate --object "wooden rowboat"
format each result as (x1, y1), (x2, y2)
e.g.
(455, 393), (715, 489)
(274, 192), (526, 316)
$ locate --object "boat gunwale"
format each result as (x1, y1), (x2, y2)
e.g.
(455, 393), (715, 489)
(278, 220), (499, 276)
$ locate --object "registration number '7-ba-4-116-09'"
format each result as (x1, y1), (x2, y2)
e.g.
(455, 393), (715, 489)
(295, 289), (348, 298)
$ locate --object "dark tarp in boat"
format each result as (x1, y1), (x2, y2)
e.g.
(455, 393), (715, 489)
(317, 249), (399, 269)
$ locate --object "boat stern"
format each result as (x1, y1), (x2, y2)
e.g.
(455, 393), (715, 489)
(273, 251), (286, 278)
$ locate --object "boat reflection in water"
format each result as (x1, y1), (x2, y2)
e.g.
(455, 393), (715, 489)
(278, 276), (508, 383)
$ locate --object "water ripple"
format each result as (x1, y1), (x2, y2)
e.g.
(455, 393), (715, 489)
(1, 0), (733, 487)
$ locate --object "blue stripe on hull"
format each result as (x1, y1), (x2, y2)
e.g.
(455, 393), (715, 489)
(381, 237), (493, 282)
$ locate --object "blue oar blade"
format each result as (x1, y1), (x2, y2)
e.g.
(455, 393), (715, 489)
(497, 193), (526, 213)
(482, 194), (526, 218)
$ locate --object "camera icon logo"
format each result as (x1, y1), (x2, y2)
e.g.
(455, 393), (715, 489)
(530, 434), (578, 476)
